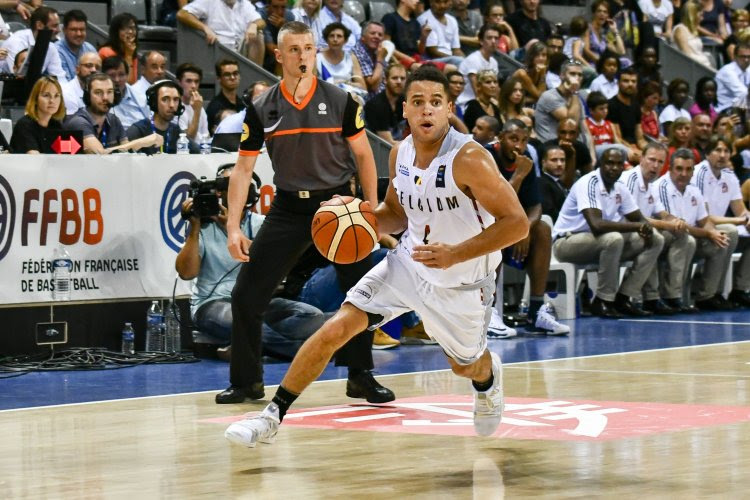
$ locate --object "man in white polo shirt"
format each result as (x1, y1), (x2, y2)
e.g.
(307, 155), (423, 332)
(620, 142), (694, 314)
(690, 137), (750, 307)
(653, 148), (734, 310)
(456, 24), (499, 111)
(552, 147), (664, 318)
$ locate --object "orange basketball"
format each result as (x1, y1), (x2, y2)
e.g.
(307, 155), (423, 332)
(311, 196), (378, 264)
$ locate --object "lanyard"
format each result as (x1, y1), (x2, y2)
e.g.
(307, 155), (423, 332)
(99, 120), (109, 147)
(150, 118), (168, 153)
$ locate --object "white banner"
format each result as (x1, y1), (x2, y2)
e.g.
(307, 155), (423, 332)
(0, 153), (276, 305)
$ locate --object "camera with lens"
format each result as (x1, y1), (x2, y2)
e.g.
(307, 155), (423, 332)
(186, 176), (230, 220)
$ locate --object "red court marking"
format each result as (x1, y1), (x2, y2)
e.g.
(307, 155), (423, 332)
(202, 395), (750, 441)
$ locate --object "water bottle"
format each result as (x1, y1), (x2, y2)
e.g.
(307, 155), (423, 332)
(165, 299), (181, 353)
(176, 133), (190, 155)
(51, 245), (72, 301)
(145, 300), (165, 351)
(519, 300), (529, 318)
(121, 323), (135, 355)
(199, 133), (211, 155)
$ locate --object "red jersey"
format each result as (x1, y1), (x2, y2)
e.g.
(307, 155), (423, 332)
(586, 117), (615, 145)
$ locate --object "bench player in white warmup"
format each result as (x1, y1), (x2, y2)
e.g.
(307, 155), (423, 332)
(225, 66), (529, 446)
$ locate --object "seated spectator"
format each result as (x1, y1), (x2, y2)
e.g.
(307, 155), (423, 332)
(317, 23), (366, 92)
(633, 45), (663, 88)
(543, 116), (591, 185)
(98, 14), (139, 84)
(586, 90), (632, 161)
(445, 71), (469, 132)
(156, 0), (185, 27)
(534, 60), (585, 144)
(659, 78), (691, 130)
(10, 76), (65, 154)
(206, 59), (246, 132)
(12, 48), (28, 76)
(716, 42), (750, 112)
(364, 63), (406, 145)
(653, 148), (734, 309)
(315, 0), (360, 51)
(552, 147), (664, 317)
(351, 21), (388, 100)
(697, 0), (727, 43)
(54, 9), (96, 82)
(538, 143), (570, 222)
(260, 0), (296, 74)
(640, 81), (666, 143)
(672, 2), (715, 68)
(620, 142), (693, 314)
(512, 41), (548, 104)
(506, 0), (551, 48)
(61, 52), (101, 116)
(417, 0), (465, 67)
(691, 112), (713, 158)
(64, 73), (162, 154)
(583, 0), (626, 66)
(638, 0), (674, 39)
(127, 80), (184, 155)
(131, 51), (168, 103)
(483, 2), (518, 54)
(213, 81), (270, 136)
(455, 24), (499, 110)
(381, 0), (428, 69)
(663, 116), (702, 174)
(103, 56), (151, 130)
(608, 66), (647, 163)
(485, 119), (570, 334)
(589, 50), (620, 100)
(177, 0), (265, 64)
(176, 164), (332, 359)
(498, 75), (533, 125)
(0, 6), (66, 80)
(451, 0), (482, 54)
(723, 9), (749, 62)
(472, 115), (500, 145)
(462, 69), (500, 131)
(690, 76), (719, 122)
(691, 136), (750, 307)
(546, 33), (564, 57)
(176, 63), (209, 142)
(292, 0), (324, 46)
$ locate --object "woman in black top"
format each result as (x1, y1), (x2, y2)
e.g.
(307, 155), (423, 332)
(10, 76), (66, 154)
(462, 69), (500, 132)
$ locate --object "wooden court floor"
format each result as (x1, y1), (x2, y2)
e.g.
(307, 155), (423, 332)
(1, 341), (749, 499)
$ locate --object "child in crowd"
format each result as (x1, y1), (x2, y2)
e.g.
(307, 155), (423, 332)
(589, 50), (620, 99)
(585, 90), (632, 161)
(659, 78), (691, 130)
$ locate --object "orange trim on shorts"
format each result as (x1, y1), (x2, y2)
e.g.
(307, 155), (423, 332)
(269, 127), (342, 138)
(238, 150), (260, 157)
(280, 77), (318, 111)
(346, 129), (366, 141)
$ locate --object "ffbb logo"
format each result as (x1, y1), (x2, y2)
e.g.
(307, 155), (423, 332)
(0, 174), (16, 262)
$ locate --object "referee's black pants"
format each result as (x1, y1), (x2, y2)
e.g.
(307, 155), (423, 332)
(229, 186), (375, 388)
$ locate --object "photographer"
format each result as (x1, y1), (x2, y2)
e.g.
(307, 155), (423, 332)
(176, 164), (331, 360)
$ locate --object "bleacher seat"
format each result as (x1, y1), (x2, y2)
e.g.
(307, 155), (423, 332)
(112, 0), (148, 23)
(343, 0), (366, 24)
(7, 22), (26, 33)
(367, 1), (395, 22)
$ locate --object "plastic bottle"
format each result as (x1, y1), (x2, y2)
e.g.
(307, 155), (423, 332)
(51, 245), (73, 301)
(199, 134), (211, 155)
(145, 300), (165, 351)
(121, 323), (135, 355)
(176, 133), (190, 155)
(165, 299), (181, 353)
(519, 300), (529, 318)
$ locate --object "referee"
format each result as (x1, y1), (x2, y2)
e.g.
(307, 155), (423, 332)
(221, 21), (394, 404)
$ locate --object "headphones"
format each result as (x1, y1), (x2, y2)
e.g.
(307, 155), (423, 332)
(82, 73), (122, 108)
(146, 79), (185, 116)
(216, 163), (261, 207)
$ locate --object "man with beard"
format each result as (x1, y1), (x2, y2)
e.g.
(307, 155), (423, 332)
(61, 52), (101, 116)
(607, 67), (647, 164)
(364, 63), (407, 145)
(127, 80), (185, 154)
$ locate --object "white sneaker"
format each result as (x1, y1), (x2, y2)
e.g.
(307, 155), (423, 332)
(487, 308), (517, 339)
(473, 351), (504, 436)
(532, 303), (570, 335)
(225, 403), (280, 448)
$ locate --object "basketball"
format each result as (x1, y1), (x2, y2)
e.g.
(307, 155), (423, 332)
(311, 196), (378, 264)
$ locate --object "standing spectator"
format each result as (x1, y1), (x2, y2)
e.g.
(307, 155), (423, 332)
(544, 117), (593, 182)
(512, 41), (548, 104)
(506, 0), (551, 48)
(534, 60), (584, 144)
(54, 9), (96, 82)
(10, 76), (65, 154)
(292, 0), (324, 46)
(583, 0), (626, 65)
(352, 21), (388, 100)
(552, 147), (664, 317)
(131, 51), (168, 102)
(483, 2), (518, 54)
(61, 52), (101, 116)
(659, 78), (691, 130)
(0, 6), (66, 80)
(498, 75), (533, 125)
(98, 13), (139, 84)
(672, 1), (715, 68)
(177, 0), (265, 64)
(472, 115), (500, 145)
(638, 0), (674, 38)
(451, 0), (482, 54)
(382, 0), (429, 70)
(690, 76), (719, 122)
(456, 24), (499, 110)
(697, 0), (727, 43)
(417, 0), (464, 66)
(103, 56), (150, 130)
(127, 80), (184, 155)
(538, 143), (570, 222)
(462, 69), (500, 131)
(723, 9), (749, 62)
(364, 63), (407, 144)
(260, 0), (296, 74)
(176, 63), (209, 142)
(640, 81), (665, 143)
(206, 59), (246, 132)
(315, 0), (361, 51)
(317, 23), (366, 92)
(716, 42), (750, 112)
(589, 50), (620, 100)
(608, 66), (646, 164)
(691, 113), (713, 158)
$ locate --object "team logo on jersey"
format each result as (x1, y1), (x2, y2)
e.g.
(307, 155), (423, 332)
(691, 196), (697, 206)
(615, 193), (621, 204)
(241, 123), (249, 143)
(355, 105), (365, 129)
(318, 102), (327, 115)
(398, 164), (409, 176)
(647, 194), (654, 204)
(353, 283), (374, 302)
(722, 182), (728, 193)
(436, 165), (446, 188)
(414, 175), (422, 185)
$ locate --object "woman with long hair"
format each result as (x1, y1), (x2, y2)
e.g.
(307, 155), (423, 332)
(11, 76), (66, 154)
(462, 69), (500, 131)
(98, 13), (139, 84)
(583, 0), (626, 64)
(498, 76), (532, 125)
(315, 22), (365, 92)
(672, 2), (715, 68)
(690, 76), (718, 123)
(512, 41), (547, 104)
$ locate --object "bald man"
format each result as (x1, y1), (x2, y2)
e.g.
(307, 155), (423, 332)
(61, 52), (102, 115)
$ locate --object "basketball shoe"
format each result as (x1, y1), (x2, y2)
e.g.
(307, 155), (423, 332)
(487, 308), (517, 339)
(473, 351), (504, 436)
(225, 403), (280, 448)
(529, 303), (570, 335)
(372, 328), (400, 350)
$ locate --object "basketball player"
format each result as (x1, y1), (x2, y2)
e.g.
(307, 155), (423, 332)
(221, 21), (394, 405)
(225, 65), (529, 447)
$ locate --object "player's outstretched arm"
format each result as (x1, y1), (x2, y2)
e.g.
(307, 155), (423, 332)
(373, 142), (408, 237)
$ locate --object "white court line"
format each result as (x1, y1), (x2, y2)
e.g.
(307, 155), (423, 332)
(506, 366), (750, 379)
(2, 340), (750, 414)
(620, 319), (750, 326)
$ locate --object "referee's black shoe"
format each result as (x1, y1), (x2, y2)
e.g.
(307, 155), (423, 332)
(215, 383), (265, 404)
(346, 370), (395, 404)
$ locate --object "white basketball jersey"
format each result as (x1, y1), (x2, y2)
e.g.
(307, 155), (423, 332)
(393, 129), (502, 288)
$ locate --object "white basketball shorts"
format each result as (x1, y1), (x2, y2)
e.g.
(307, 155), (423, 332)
(345, 246), (494, 365)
